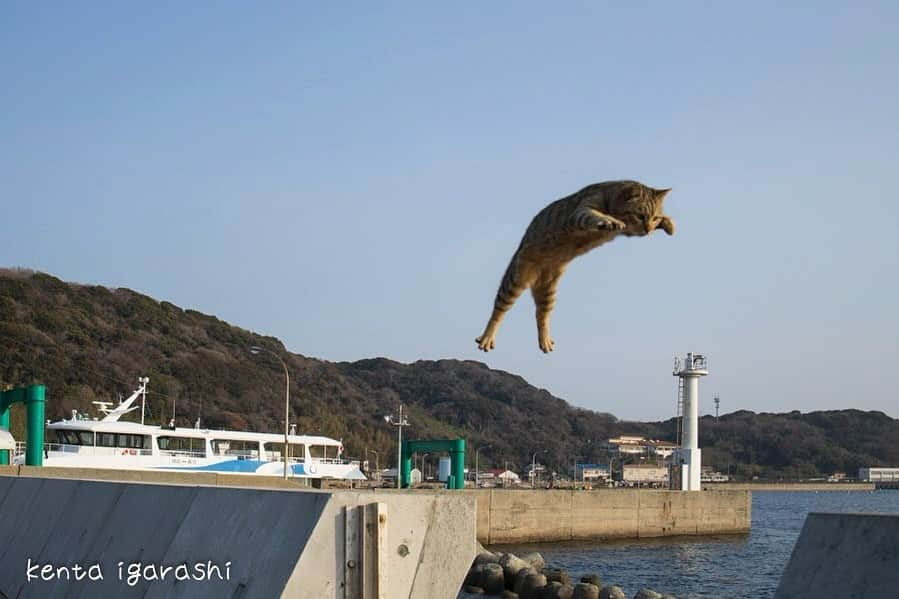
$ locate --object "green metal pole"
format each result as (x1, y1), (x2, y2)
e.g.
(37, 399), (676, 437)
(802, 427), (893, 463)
(451, 438), (465, 490)
(0, 407), (9, 465)
(400, 441), (412, 488)
(24, 385), (45, 466)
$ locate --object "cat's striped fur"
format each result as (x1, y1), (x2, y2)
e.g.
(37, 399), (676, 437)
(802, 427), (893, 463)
(476, 180), (674, 353)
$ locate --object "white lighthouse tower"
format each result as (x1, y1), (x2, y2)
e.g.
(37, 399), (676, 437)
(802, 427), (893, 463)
(673, 352), (708, 491)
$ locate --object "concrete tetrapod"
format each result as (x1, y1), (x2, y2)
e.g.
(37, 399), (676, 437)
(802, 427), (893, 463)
(500, 553), (532, 588)
(513, 567), (539, 595)
(572, 583), (600, 599)
(541, 581), (574, 598)
(519, 573), (548, 599)
(599, 586), (626, 599)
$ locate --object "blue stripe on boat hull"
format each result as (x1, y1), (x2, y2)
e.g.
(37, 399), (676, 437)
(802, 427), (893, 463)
(155, 459), (307, 475)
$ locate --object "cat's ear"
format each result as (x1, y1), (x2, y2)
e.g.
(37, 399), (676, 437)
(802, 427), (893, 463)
(653, 188), (672, 201)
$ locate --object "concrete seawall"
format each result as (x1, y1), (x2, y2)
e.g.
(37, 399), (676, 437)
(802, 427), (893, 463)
(471, 489), (751, 545)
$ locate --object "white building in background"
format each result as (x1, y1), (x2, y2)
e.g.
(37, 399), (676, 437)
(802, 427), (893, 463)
(409, 467), (422, 485)
(497, 470), (520, 484)
(622, 464), (668, 485)
(607, 437), (678, 460)
(607, 436), (649, 456)
(575, 464), (610, 482)
(700, 469), (730, 482)
(647, 440), (678, 459)
(858, 467), (899, 482)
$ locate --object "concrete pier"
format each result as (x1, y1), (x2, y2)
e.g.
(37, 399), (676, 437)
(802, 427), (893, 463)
(472, 488), (750, 545)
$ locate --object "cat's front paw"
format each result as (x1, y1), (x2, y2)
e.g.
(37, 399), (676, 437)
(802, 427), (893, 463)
(600, 218), (626, 232)
(475, 334), (495, 352)
(658, 216), (675, 235)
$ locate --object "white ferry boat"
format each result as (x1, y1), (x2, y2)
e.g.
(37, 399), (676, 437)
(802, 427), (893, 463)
(12, 378), (366, 480)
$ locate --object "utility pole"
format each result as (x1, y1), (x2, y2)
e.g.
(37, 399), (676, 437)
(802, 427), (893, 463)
(531, 450), (546, 488)
(714, 396), (720, 423)
(385, 404), (410, 489)
(475, 445), (491, 488)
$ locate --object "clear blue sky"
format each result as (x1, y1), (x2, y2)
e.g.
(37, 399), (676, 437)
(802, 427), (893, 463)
(2, 3), (897, 421)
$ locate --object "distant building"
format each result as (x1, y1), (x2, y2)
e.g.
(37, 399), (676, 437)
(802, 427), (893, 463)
(622, 464), (668, 485)
(607, 436), (649, 456)
(480, 468), (520, 481)
(608, 436), (678, 460)
(410, 467), (422, 485)
(575, 464), (610, 482)
(527, 464), (547, 479)
(498, 470), (520, 482)
(859, 467), (899, 482)
(480, 468), (521, 487)
(700, 469), (730, 482)
(647, 441), (678, 459)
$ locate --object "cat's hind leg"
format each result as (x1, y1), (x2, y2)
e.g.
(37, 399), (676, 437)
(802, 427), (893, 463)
(476, 254), (536, 351)
(531, 267), (565, 353)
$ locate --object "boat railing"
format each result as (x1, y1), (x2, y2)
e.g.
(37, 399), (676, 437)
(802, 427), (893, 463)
(28, 442), (154, 457)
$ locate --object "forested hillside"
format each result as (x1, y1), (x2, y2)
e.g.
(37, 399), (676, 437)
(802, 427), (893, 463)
(1, 269), (896, 479)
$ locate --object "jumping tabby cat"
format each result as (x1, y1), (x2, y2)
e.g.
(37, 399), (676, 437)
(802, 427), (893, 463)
(475, 180), (674, 353)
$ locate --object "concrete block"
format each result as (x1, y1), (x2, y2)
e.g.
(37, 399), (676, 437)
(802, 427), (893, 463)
(0, 476), (475, 599)
(775, 513), (899, 599)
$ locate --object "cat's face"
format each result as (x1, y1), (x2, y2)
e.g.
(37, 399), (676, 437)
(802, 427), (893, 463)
(609, 182), (672, 237)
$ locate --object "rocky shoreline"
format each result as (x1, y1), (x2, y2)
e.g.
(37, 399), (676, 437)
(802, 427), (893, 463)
(460, 543), (676, 599)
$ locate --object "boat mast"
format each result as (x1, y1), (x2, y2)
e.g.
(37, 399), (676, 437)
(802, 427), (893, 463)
(139, 376), (149, 425)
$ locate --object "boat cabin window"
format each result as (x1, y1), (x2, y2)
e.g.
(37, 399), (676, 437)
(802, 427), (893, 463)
(308, 444), (340, 459)
(212, 439), (259, 459)
(52, 430), (95, 446)
(263, 442), (305, 461)
(157, 436), (206, 456)
(95, 433), (151, 449)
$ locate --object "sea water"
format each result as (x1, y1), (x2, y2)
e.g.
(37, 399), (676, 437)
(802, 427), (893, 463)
(460, 490), (899, 599)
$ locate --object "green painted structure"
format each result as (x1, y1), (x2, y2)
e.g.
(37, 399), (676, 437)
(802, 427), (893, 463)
(0, 385), (45, 466)
(401, 438), (465, 490)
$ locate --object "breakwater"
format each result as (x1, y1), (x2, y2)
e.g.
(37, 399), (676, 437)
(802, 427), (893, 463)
(470, 489), (750, 545)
